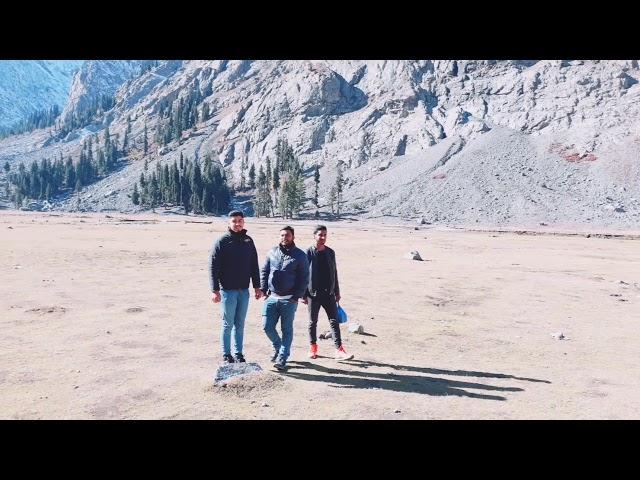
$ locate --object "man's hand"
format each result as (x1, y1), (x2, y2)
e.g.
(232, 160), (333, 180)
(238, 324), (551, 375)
(254, 288), (263, 300)
(212, 291), (221, 303)
(336, 293), (341, 303)
(302, 297), (308, 305)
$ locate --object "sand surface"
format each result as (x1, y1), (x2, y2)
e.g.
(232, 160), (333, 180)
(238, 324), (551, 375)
(1, 211), (639, 419)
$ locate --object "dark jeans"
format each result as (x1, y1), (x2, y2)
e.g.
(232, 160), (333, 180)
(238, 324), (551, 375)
(308, 291), (342, 348)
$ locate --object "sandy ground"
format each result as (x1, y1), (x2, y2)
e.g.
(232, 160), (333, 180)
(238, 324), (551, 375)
(1, 211), (639, 419)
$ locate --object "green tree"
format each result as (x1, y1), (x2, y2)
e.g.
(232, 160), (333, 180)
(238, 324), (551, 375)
(132, 182), (140, 205)
(248, 163), (256, 189)
(313, 162), (320, 208)
(334, 162), (345, 218)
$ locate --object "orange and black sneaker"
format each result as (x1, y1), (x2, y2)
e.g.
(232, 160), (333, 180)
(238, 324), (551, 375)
(309, 343), (318, 359)
(335, 346), (354, 361)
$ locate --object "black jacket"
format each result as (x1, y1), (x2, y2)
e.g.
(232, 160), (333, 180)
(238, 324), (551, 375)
(305, 245), (340, 297)
(209, 228), (260, 292)
(260, 243), (310, 301)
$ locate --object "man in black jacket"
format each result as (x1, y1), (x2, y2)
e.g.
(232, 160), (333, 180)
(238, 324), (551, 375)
(209, 210), (263, 364)
(303, 225), (354, 361)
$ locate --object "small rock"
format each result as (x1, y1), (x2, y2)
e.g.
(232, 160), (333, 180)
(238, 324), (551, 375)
(106, 330), (111, 334)
(610, 294), (621, 297)
(7, 226), (13, 229)
(414, 227), (419, 230)
(348, 323), (364, 334)
(539, 222), (548, 226)
(261, 402), (269, 407)
(74, 385), (79, 389)
(404, 250), (423, 261)
(319, 331), (333, 340)
(394, 409), (402, 414)
(551, 332), (565, 340)
(618, 298), (628, 302)
(361, 340), (367, 344)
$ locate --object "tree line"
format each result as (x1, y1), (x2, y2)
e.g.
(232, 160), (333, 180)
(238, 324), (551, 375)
(131, 153), (230, 215)
(6, 125), (123, 207)
(0, 105), (61, 139)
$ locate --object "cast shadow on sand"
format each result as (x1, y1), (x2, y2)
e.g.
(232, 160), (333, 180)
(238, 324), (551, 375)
(284, 359), (551, 401)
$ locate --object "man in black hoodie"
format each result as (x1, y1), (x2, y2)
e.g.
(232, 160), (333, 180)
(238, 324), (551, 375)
(303, 225), (353, 360)
(209, 210), (262, 364)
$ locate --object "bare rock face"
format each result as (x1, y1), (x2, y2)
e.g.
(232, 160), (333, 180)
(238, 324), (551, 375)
(61, 60), (157, 124)
(1, 60), (640, 230)
(0, 60), (83, 129)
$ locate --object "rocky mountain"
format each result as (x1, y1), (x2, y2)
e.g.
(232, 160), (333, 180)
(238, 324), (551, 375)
(0, 60), (83, 129)
(1, 60), (639, 229)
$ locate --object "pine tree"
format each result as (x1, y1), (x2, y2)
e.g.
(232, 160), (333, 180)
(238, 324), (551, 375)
(248, 163), (256, 189)
(272, 166), (280, 208)
(329, 186), (337, 215)
(335, 162), (344, 218)
(143, 123), (148, 154)
(313, 163), (320, 208)
(181, 173), (192, 215)
(3, 161), (9, 173)
(132, 183), (140, 205)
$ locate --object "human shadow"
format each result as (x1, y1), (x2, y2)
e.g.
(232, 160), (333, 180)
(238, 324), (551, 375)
(345, 359), (551, 384)
(284, 361), (529, 401)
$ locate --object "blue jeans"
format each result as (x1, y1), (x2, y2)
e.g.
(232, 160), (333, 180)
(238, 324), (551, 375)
(262, 296), (298, 363)
(219, 289), (250, 356)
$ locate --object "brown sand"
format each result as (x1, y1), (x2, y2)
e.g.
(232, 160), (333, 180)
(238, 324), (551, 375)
(1, 211), (639, 419)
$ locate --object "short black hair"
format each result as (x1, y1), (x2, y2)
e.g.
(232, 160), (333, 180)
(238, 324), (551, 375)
(313, 224), (327, 234)
(228, 210), (244, 218)
(280, 225), (294, 235)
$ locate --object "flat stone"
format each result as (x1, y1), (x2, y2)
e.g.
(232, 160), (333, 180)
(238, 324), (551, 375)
(214, 362), (263, 385)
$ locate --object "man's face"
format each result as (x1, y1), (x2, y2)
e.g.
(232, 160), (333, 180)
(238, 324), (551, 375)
(229, 215), (245, 232)
(280, 229), (294, 247)
(314, 229), (327, 246)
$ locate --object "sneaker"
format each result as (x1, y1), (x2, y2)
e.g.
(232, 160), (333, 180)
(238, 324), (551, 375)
(222, 353), (235, 364)
(273, 358), (287, 371)
(235, 353), (246, 363)
(309, 343), (318, 359)
(335, 346), (354, 361)
(270, 352), (279, 362)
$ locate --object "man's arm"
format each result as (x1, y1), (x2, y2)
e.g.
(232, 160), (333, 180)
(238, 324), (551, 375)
(209, 239), (222, 293)
(292, 250), (310, 302)
(260, 249), (271, 295)
(250, 240), (263, 299)
(333, 250), (340, 302)
(250, 240), (261, 289)
(302, 248), (312, 304)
